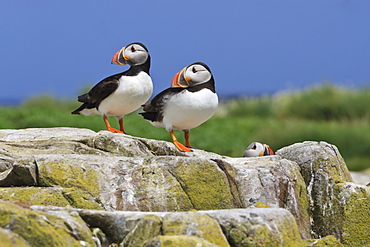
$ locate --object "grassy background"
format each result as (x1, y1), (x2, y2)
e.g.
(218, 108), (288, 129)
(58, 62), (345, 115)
(0, 83), (369, 171)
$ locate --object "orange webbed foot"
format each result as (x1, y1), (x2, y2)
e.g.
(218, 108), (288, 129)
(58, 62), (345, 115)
(107, 127), (125, 134)
(174, 141), (193, 152)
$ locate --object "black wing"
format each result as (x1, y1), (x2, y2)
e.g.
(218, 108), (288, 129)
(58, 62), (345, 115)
(77, 73), (123, 106)
(140, 87), (183, 122)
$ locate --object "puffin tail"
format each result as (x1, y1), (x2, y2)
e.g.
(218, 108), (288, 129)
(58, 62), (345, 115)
(139, 112), (158, 122)
(71, 104), (85, 115)
(71, 103), (98, 115)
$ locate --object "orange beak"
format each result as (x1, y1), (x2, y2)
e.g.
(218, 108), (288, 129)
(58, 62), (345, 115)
(111, 47), (128, 65)
(267, 146), (275, 155)
(171, 68), (189, 88)
(264, 145), (275, 155)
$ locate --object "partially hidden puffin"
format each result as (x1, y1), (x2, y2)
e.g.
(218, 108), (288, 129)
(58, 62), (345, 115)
(243, 142), (275, 157)
(72, 42), (152, 134)
(140, 62), (218, 152)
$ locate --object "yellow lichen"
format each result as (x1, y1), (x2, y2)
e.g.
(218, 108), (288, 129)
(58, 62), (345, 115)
(255, 201), (271, 208)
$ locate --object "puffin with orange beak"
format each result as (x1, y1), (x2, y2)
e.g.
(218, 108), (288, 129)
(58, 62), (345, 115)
(243, 142), (275, 157)
(140, 62), (218, 152)
(72, 42), (152, 134)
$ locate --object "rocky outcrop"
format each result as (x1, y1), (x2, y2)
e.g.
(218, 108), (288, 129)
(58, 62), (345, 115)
(277, 141), (370, 246)
(0, 128), (368, 246)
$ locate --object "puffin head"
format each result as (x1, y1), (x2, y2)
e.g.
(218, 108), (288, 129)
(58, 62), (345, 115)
(243, 142), (275, 157)
(111, 42), (149, 66)
(171, 62), (212, 88)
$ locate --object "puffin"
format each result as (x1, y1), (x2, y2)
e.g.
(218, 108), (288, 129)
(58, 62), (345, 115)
(72, 42), (152, 134)
(243, 142), (275, 157)
(140, 62), (218, 152)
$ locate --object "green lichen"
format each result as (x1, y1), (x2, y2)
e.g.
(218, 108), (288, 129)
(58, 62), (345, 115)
(226, 222), (292, 246)
(162, 211), (229, 247)
(311, 182), (370, 246)
(305, 235), (343, 246)
(0, 228), (31, 247)
(281, 159), (311, 239)
(127, 159), (193, 211)
(61, 188), (103, 210)
(335, 183), (370, 247)
(38, 159), (100, 198)
(171, 159), (235, 210)
(0, 201), (86, 247)
(220, 211), (304, 247)
(0, 187), (70, 207)
(121, 214), (162, 247)
(0, 187), (103, 210)
(255, 201), (271, 208)
(144, 235), (217, 247)
(276, 215), (305, 247)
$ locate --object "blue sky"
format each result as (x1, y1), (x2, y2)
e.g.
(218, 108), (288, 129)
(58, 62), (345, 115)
(1, 0), (369, 103)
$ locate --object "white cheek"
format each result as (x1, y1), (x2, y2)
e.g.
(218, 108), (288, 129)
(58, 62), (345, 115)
(192, 72), (211, 83)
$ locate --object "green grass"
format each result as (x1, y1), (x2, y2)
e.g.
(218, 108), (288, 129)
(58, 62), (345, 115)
(0, 83), (369, 171)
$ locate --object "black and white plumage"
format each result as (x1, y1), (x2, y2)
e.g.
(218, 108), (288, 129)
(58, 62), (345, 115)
(243, 142), (275, 157)
(140, 62), (218, 152)
(72, 42), (153, 134)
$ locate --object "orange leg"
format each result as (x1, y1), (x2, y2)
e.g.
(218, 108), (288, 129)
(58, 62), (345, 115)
(103, 115), (123, 133)
(169, 130), (192, 152)
(118, 118), (125, 134)
(184, 130), (191, 147)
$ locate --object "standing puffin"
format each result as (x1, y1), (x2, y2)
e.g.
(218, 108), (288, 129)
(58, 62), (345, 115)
(140, 62), (218, 152)
(243, 142), (275, 157)
(72, 42), (152, 134)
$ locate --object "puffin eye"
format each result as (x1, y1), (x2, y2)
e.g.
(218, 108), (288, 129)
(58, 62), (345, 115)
(252, 144), (257, 149)
(131, 46), (136, 52)
(192, 66), (198, 73)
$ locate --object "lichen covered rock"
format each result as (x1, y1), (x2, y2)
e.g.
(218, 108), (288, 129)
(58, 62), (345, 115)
(333, 183), (370, 246)
(144, 235), (218, 247)
(276, 141), (370, 243)
(222, 156), (311, 239)
(0, 228), (31, 247)
(0, 128), (368, 246)
(305, 235), (343, 246)
(162, 211), (229, 247)
(0, 187), (71, 207)
(0, 201), (95, 247)
(121, 214), (162, 247)
(33, 206), (303, 246)
(204, 208), (304, 246)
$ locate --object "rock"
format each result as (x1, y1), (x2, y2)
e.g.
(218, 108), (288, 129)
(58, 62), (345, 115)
(305, 235), (343, 246)
(220, 156), (311, 239)
(0, 228), (31, 247)
(276, 141), (353, 192)
(0, 128), (368, 246)
(332, 183), (370, 246)
(32, 206), (303, 246)
(0, 200), (96, 247)
(144, 235), (218, 247)
(161, 211), (229, 247)
(276, 141), (370, 244)
(0, 128), (307, 219)
(204, 208), (304, 246)
(0, 187), (71, 207)
(121, 214), (162, 247)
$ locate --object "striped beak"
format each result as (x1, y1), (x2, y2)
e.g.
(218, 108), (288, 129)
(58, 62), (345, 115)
(171, 67), (190, 88)
(111, 47), (129, 65)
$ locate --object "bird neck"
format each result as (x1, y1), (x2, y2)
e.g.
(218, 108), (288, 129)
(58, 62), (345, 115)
(125, 55), (151, 76)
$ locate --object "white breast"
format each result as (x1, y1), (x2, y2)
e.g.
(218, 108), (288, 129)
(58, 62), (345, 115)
(161, 89), (218, 131)
(98, 72), (153, 117)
